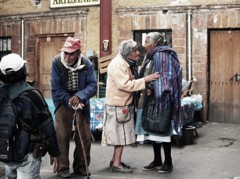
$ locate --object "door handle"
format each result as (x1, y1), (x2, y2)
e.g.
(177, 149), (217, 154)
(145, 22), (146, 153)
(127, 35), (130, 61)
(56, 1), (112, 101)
(237, 73), (240, 81)
(230, 73), (240, 81)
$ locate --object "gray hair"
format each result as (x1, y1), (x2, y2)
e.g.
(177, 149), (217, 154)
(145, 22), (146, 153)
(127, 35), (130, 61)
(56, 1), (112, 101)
(146, 32), (165, 46)
(118, 39), (137, 59)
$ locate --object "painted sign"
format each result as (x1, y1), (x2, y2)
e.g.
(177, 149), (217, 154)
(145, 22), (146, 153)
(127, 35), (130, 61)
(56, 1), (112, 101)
(50, 0), (100, 8)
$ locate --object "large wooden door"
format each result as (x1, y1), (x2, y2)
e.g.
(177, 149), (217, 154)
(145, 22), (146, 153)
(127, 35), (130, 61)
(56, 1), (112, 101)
(37, 35), (70, 98)
(209, 30), (240, 123)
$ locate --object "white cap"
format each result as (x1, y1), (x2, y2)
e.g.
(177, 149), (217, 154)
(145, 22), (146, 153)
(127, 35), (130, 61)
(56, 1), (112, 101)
(0, 53), (27, 75)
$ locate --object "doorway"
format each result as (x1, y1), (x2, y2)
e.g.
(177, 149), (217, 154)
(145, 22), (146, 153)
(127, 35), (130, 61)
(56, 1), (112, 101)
(37, 34), (73, 97)
(209, 30), (240, 123)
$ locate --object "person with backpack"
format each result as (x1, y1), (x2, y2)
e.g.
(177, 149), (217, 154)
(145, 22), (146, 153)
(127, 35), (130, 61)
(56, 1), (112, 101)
(0, 53), (60, 179)
(135, 32), (182, 174)
(50, 37), (97, 178)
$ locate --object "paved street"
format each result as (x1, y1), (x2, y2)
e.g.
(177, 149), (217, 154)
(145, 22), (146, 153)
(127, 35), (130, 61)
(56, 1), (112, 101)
(1, 122), (240, 179)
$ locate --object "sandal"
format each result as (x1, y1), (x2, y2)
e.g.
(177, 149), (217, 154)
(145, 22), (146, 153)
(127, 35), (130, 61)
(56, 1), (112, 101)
(111, 166), (133, 173)
(109, 161), (131, 169)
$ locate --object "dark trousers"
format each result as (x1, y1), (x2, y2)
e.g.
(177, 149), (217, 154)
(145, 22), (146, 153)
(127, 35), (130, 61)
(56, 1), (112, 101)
(55, 104), (91, 173)
(153, 142), (172, 166)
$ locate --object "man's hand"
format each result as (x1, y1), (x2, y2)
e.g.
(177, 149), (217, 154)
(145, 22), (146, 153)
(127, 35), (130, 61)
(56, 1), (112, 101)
(50, 156), (59, 173)
(69, 96), (85, 110)
(69, 96), (80, 106)
(72, 103), (84, 110)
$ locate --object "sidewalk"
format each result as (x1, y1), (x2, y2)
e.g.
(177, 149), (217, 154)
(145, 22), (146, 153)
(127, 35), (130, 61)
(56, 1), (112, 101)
(1, 122), (240, 179)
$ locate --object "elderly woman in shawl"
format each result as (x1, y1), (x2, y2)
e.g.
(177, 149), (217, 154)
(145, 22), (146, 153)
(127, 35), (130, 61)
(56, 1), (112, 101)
(135, 32), (182, 174)
(102, 39), (160, 173)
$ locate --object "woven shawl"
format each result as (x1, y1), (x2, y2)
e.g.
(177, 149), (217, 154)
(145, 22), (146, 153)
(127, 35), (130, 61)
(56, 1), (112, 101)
(147, 46), (182, 132)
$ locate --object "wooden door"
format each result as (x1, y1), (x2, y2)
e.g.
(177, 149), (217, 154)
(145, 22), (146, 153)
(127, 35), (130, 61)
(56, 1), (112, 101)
(209, 30), (240, 123)
(37, 35), (69, 98)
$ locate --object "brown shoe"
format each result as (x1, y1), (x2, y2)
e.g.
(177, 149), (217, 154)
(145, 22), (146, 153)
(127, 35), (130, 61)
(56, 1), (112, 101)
(74, 170), (91, 176)
(57, 171), (71, 178)
(143, 161), (162, 171)
(158, 164), (173, 174)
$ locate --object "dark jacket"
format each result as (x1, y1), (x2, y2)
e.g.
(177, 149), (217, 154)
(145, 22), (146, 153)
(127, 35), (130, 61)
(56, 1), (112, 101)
(50, 54), (97, 121)
(6, 81), (60, 159)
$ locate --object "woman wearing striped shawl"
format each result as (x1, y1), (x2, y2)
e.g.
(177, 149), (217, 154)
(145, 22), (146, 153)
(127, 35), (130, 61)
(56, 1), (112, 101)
(135, 32), (182, 174)
(102, 39), (160, 173)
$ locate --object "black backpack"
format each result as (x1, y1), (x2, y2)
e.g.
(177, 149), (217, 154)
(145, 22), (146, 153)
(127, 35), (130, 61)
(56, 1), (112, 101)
(0, 83), (34, 163)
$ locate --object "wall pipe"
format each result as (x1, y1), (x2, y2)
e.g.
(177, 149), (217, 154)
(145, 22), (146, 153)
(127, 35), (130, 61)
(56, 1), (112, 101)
(187, 10), (192, 80)
(21, 18), (24, 58)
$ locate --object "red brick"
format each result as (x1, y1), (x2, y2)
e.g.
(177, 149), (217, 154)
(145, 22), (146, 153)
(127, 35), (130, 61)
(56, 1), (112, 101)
(228, 11), (237, 27)
(213, 13), (221, 27)
(119, 30), (131, 38)
(118, 16), (125, 31)
(221, 13), (229, 27)
(134, 16), (145, 30)
(174, 38), (186, 47)
(207, 13), (214, 28)
(150, 15), (157, 29)
(125, 16), (132, 30)
(192, 14), (200, 28)
(145, 15), (151, 29)
(172, 30), (186, 39)
(173, 46), (185, 55)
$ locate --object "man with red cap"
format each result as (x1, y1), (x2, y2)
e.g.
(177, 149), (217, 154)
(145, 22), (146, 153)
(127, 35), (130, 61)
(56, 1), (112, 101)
(51, 37), (97, 178)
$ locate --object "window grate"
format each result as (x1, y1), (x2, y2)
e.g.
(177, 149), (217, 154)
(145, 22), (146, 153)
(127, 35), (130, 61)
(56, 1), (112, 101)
(0, 37), (11, 61)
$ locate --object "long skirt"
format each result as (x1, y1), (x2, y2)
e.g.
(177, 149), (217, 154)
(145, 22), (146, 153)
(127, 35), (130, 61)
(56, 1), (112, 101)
(101, 104), (136, 146)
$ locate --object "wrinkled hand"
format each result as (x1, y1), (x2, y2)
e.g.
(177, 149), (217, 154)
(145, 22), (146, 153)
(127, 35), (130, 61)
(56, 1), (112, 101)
(50, 156), (59, 173)
(144, 72), (160, 83)
(146, 89), (153, 96)
(69, 96), (80, 107)
(72, 102), (85, 110)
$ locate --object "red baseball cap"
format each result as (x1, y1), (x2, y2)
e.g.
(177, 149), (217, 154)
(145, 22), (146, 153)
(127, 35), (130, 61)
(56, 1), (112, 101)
(60, 37), (81, 53)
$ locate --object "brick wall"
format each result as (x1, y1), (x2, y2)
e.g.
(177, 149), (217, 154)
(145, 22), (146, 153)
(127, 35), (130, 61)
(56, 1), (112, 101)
(0, 10), (88, 81)
(116, 4), (240, 122)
